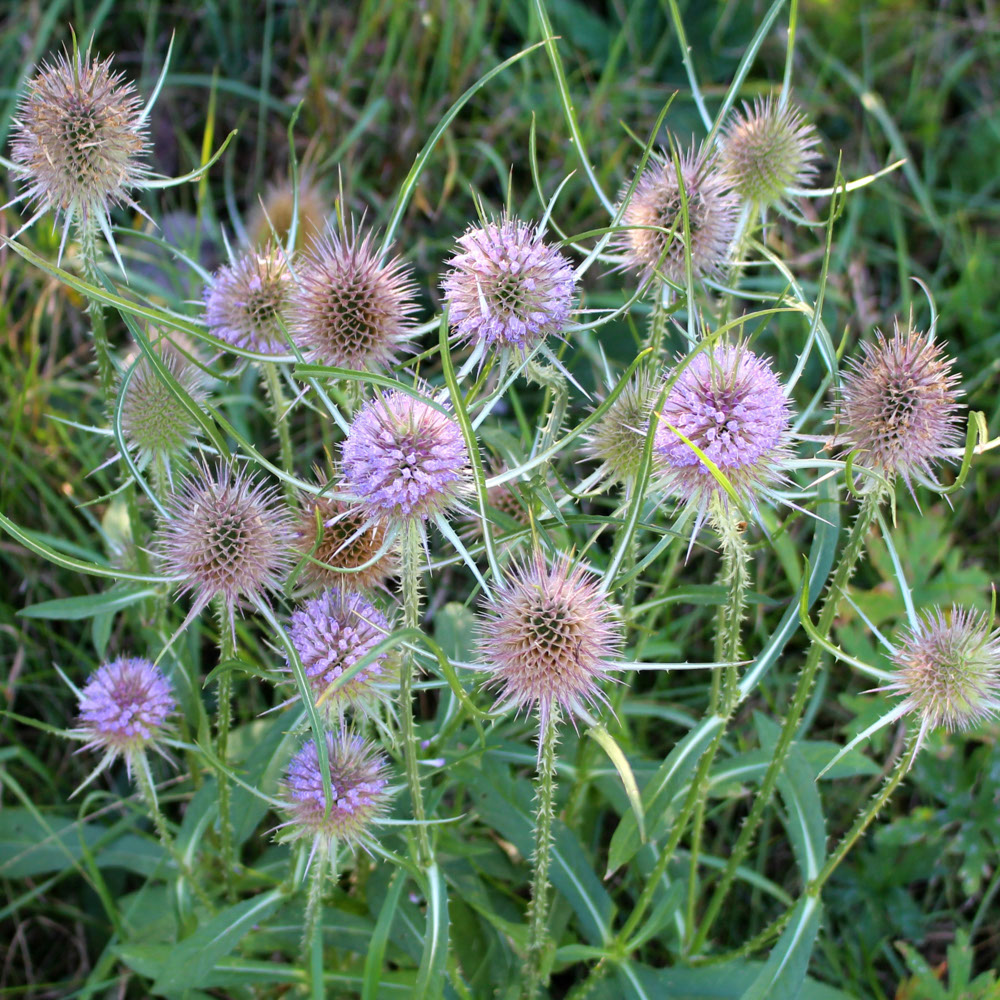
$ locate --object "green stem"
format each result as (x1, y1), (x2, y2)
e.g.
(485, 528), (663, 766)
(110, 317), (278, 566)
(263, 362), (295, 501)
(644, 282), (670, 363)
(400, 521), (432, 868)
(77, 222), (117, 402)
(688, 489), (883, 953)
(524, 708), (559, 1000)
(304, 841), (332, 1000)
(215, 601), (236, 899)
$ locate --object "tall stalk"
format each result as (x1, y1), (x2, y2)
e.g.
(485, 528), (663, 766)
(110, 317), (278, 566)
(400, 520), (432, 868)
(524, 708), (559, 1000)
(263, 361), (295, 501)
(215, 600), (236, 898)
(77, 221), (117, 401)
(304, 841), (333, 1000)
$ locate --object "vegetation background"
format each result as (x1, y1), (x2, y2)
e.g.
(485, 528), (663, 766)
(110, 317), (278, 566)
(0, 0), (998, 998)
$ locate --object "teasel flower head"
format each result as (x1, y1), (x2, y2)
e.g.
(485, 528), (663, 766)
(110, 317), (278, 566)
(887, 606), (1000, 753)
(582, 369), (659, 491)
(285, 589), (395, 718)
(204, 246), (292, 355)
(120, 334), (208, 475)
(8, 43), (151, 245)
(477, 552), (623, 730)
(654, 344), (792, 522)
(720, 96), (820, 208)
(341, 390), (472, 524)
(277, 730), (392, 856)
(289, 222), (418, 371)
(156, 460), (295, 634)
(441, 215), (576, 354)
(74, 656), (175, 780)
(617, 142), (740, 288)
(838, 321), (963, 492)
(247, 170), (330, 253)
(296, 487), (398, 593)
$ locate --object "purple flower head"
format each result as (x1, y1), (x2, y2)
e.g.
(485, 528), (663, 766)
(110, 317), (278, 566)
(296, 491), (398, 592)
(341, 391), (471, 523)
(10, 46), (150, 233)
(278, 731), (391, 851)
(77, 657), (174, 776)
(477, 553), (623, 729)
(204, 247), (292, 355)
(654, 344), (791, 513)
(286, 589), (394, 715)
(156, 460), (295, 633)
(720, 96), (820, 207)
(442, 216), (576, 353)
(887, 606), (1000, 752)
(289, 223), (418, 371)
(838, 321), (963, 491)
(618, 141), (740, 288)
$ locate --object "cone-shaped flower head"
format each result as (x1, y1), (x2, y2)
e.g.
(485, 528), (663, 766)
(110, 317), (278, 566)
(120, 337), (208, 471)
(720, 96), (820, 207)
(341, 391), (471, 523)
(286, 589), (394, 715)
(76, 657), (174, 776)
(248, 171), (330, 252)
(477, 553), (623, 727)
(289, 223), (418, 371)
(204, 247), (292, 355)
(9, 45), (150, 233)
(654, 344), (791, 514)
(618, 143), (740, 288)
(296, 491), (398, 592)
(442, 216), (576, 353)
(887, 607), (1000, 747)
(278, 731), (391, 852)
(839, 322), (963, 489)
(156, 461), (295, 630)
(582, 369), (659, 490)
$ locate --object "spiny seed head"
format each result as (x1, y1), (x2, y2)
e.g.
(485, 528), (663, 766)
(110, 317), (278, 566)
(341, 391), (472, 523)
(296, 491), (398, 592)
(618, 142), (740, 288)
(582, 370), (660, 490)
(120, 335), (208, 470)
(441, 215), (576, 353)
(654, 344), (792, 512)
(278, 731), (391, 851)
(156, 461), (295, 628)
(463, 463), (531, 542)
(286, 589), (394, 716)
(247, 171), (330, 252)
(838, 321), (963, 488)
(10, 46), (150, 229)
(289, 224), (418, 371)
(76, 657), (174, 776)
(477, 553), (623, 726)
(888, 607), (1000, 740)
(720, 96), (820, 207)
(204, 247), (292, 355)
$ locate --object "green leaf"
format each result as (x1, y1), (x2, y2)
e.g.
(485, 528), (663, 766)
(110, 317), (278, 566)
(413, 863), (450, 1000)
(363, 871), (409, 1000)
(741, 896), (823, 1000)
(19, 585), (157, 620)
(587, 724), (644, 842)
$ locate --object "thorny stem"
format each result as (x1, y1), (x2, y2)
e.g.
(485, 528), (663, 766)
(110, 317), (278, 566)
(215, 599), (236, 899)
(689, 489), (884, 953)
(644, 280), (672, 363)
(524, 708), (559, 1000)
(304, 840), (333, 1000)
(526, 359), (568, 456)
(401, 520), (433, 868)
(77, 221), (117, 402)
(686, 502), (748, 939)
(263, 361), (295, 501)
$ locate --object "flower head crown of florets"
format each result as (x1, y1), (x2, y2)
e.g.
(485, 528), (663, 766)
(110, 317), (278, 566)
(477, 552), (623, 730)
(74, 656), (175, 781)
(289, 220), (418, 371)
(838, 320), (963, 493)
(441, 214), (576, 355)
(341, 389), (472, 524)
(285, 588), (395, 717)
(8, 42), (151, 248)
(204, 246), (293, 355)
(276, 730), (392, 856)
(617, 141), (740, 289)
(653, 343), (792, 520)
(156, 459), (295, 635)
(720, 95), (820, 208)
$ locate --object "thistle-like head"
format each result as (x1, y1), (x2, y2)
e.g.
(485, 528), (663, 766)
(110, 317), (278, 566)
(247, 171), (330, 252)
